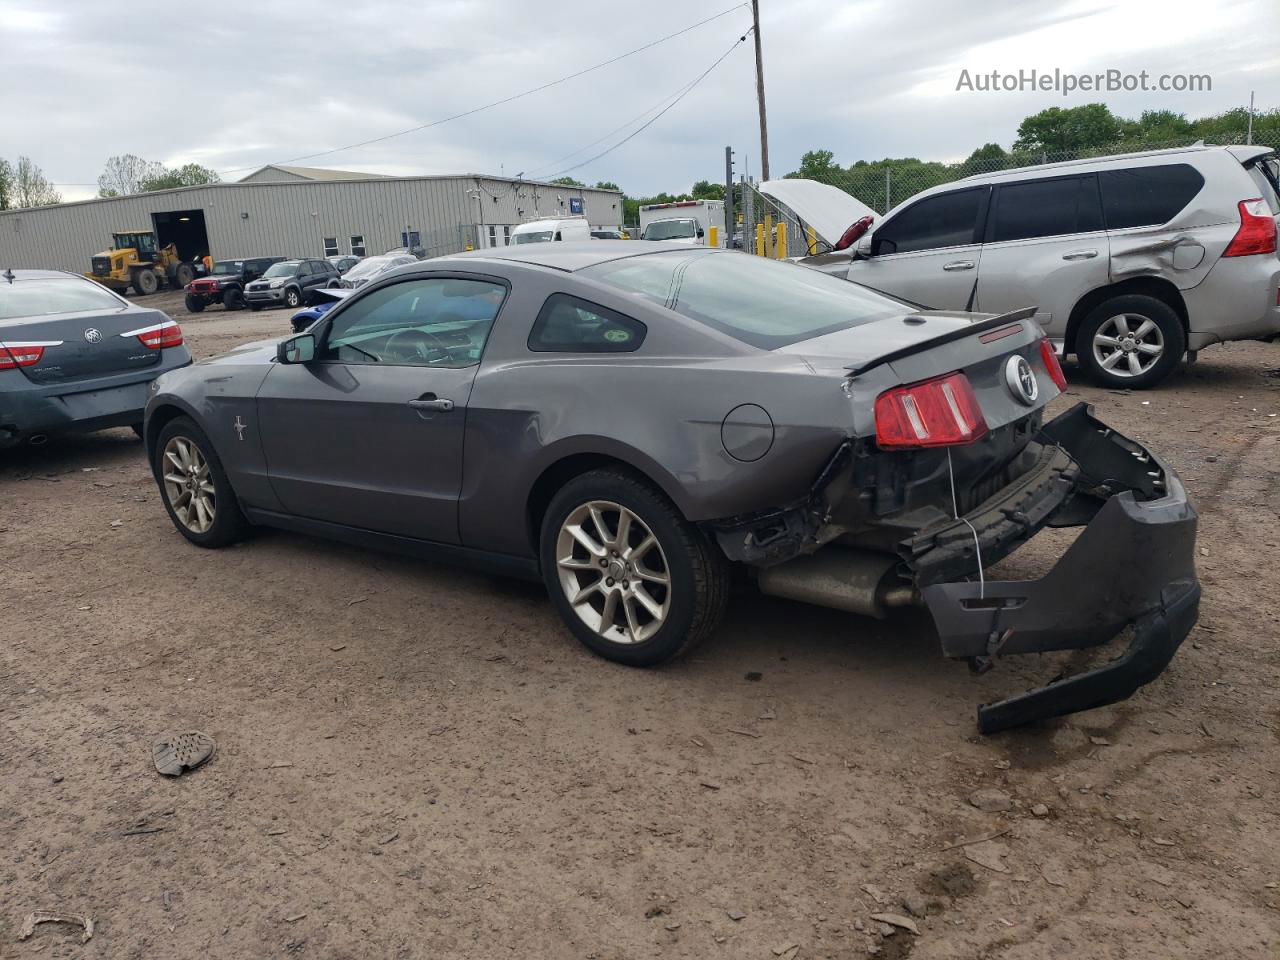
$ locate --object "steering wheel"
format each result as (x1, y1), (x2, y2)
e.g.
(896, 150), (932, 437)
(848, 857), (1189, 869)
(385, 328), (451, 364)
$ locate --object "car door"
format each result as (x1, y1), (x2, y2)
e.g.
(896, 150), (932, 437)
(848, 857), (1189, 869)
(846, 187), (989, 309)
(256, 274), (509, 543)
(973, 174), (1109, 343)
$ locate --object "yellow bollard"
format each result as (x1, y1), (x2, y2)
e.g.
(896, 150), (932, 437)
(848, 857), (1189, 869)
(755, 223), (765, 257)
(806, 225), (818, 255)
(465, 242), (474, 251)
(708, 225), (718, 248)
(775, 222), (787, 259)
(764, 214), (774, 257)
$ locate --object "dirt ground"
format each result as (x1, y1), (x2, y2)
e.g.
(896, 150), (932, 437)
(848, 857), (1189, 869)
(2, 288), (1278, 959)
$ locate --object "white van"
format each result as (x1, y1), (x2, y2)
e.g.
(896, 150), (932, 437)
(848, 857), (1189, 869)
(511, 217), (592, 245)
(639, 200), (726, 246)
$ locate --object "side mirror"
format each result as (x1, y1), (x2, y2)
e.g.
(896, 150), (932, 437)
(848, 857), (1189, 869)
(278, 333), (315, 364)
(697, 227), (705, 237)
(855, 235), (874, 258)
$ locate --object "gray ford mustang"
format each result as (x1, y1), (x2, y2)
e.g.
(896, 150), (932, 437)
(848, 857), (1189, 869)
(144, 242), (1200, 732)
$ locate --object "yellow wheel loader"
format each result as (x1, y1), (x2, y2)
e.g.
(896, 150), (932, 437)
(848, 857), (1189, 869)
(86, 230), (197, 296)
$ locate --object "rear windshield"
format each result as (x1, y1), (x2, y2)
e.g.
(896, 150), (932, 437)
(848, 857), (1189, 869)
(0, 277), (125, 320)
(515, 231), (554, 244)
(581, 251), (904, 349)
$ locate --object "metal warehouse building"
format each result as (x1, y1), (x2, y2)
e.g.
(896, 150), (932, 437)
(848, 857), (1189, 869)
(0, 165), (625, 274)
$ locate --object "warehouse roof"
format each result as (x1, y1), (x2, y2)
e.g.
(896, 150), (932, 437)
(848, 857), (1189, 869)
(238, 164), (394, 182)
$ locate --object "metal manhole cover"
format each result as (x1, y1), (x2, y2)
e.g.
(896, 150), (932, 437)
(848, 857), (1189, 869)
(152, 731), (216, 777)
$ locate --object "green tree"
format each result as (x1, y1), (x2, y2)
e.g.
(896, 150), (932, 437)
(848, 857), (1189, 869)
(958, 142), (1007, 176)
(593, 180), (620, 191)
(691, 179), (723, 200)
(12, 156), (60, 207)
(1012, 103), (1124, 156)
(98, 154), (163, 198)
(0, 158), (12, 211)
(140, 163), (220, 191)
(549, 176), (585, 187)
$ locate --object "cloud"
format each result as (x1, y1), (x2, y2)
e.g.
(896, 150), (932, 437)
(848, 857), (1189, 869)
(3, 0), (1275, 203)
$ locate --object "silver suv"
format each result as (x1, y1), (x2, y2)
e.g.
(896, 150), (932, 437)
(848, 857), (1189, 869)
(798, 145), (1280, 388)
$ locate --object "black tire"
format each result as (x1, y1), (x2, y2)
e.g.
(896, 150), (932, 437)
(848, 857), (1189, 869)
(173, 263), (195, 288)
(1075, 295), (1185, 389)
(284, 287), (302, 309)
(132, 269), (159, 296)
(223, 287), (245, 312)
(184, 293), (206, 313)
(152, 416), (249, 549)
(539, 469), (729, 667)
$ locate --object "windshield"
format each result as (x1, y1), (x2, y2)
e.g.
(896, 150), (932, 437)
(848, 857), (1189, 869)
(262, 262), (298, 278)
(344, 257), (393, 280)
(514, 231), (555, 244)
(581, 251), (905, 349)
(0, 277), (125, 320)
(641, 219), (697, 241)
(212, 260), (243, 275)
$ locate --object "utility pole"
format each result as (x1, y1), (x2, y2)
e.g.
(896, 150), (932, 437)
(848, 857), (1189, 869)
(724, 146), (735, 248)
(1247, 90), (1256, 145)
(751, 0), (770, 181)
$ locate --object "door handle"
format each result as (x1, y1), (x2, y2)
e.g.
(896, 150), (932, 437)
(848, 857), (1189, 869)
(942, 260), (975, 271)
(408, 395), (454, 412)
(1062, 249), (1099, 260)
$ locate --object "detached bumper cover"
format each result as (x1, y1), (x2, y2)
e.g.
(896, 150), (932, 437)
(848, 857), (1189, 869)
(920, 403), (1199, 733)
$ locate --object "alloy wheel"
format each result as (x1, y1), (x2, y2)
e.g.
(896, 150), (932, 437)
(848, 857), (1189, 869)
(1092, 313), (1164, 378)
(555, 500), (671, 644)
(161, 435), (216, 534)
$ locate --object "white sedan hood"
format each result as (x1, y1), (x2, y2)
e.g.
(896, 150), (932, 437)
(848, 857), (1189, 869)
(757, 179), (878, 245)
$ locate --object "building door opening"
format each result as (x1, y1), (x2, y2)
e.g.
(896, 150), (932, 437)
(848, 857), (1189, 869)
(151, 209), (210, 263)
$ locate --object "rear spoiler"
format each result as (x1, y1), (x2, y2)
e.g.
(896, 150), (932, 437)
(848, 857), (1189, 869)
(845, 307), (1038, 378)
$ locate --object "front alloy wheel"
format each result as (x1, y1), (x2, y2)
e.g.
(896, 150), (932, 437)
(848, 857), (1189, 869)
(556, 500), (671, 644)
(161, 435), (216, 533)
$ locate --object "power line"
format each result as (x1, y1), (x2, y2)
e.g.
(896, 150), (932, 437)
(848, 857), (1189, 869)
(540, 32), (750, 181)
(217, 3), (749, 176)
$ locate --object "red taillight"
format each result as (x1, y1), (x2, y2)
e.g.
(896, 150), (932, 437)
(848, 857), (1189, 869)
(0, 343), (47, 369)
(1223, 198), (1277, 257)
(1039, 339), (1068, 392)
(137, 322), (183, 350)
(874, 371), (988, 449)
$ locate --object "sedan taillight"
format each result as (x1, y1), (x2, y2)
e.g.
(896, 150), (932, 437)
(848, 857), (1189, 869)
(1039, 339), (1068, 392)
(1223, 198), (1277, 257)
(874, 371), (988, 449)
(121, 320), (184, 350)
(0, 342), (51, 369)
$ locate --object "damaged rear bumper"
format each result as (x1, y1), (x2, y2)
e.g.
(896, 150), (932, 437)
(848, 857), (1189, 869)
(920, 402), (1199, 733)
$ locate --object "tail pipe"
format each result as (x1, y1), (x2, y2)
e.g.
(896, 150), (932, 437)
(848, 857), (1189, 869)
(756, 548), (918, 619)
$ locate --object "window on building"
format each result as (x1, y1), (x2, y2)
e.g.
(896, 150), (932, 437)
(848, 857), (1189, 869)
(502, 225), (511, 246)
(401, 231), (421, 250)
(323, 237), (339, 257)
(487, 225), (498, 248)
(349, 235), (366, 257)
(528, 294), (647, 353)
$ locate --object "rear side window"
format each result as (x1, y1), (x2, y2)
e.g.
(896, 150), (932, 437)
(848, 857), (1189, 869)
(1098, 164), (1205, 229)
(528, 294), (646, 352)
(874, 188), (986, 255)
(1247, 162), (1280, 214)
(989, 175), (1103, 242)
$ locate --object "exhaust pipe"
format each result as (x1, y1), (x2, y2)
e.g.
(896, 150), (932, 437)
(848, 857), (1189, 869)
(27, 434), (48, 446)
(757, 548), (919, 619)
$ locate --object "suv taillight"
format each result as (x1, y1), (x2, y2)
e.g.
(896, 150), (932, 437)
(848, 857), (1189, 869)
(1223, 199), (1277, 257)
(874, 371), (988, 449)
(137, 321), (183, 350)
(1039, 339), (1068, 391)
(0, 343), (48, 369)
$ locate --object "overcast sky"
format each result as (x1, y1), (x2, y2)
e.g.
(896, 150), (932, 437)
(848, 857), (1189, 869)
(4, 0), (1276, 202)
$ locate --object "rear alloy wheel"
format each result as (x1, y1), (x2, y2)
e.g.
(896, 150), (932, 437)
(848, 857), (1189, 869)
(223, 287), (245, 311)
(1076, 295), (1184, 389)
(540, 470), (728, 666)
(285, 287), (302, 308)
(154, 416), (248, 548)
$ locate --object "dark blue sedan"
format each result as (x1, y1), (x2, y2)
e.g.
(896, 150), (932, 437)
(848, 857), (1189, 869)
(0, 269), (191, 447)
(289, 286), (354, 333)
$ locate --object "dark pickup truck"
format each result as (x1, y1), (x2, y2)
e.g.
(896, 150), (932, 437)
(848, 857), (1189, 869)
(184, 257), (284, 313)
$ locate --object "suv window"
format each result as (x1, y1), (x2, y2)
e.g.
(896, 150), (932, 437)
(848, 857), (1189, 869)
(989, 175), (1103, 242)
(528, 294), (647, 353)
(1098, 163), (1205, 229)
(321, 277), (506, 367)
(874, 188), (986, 255)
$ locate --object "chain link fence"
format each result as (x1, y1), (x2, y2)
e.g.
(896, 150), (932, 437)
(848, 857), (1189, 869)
(736, 132), (1280, 257)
